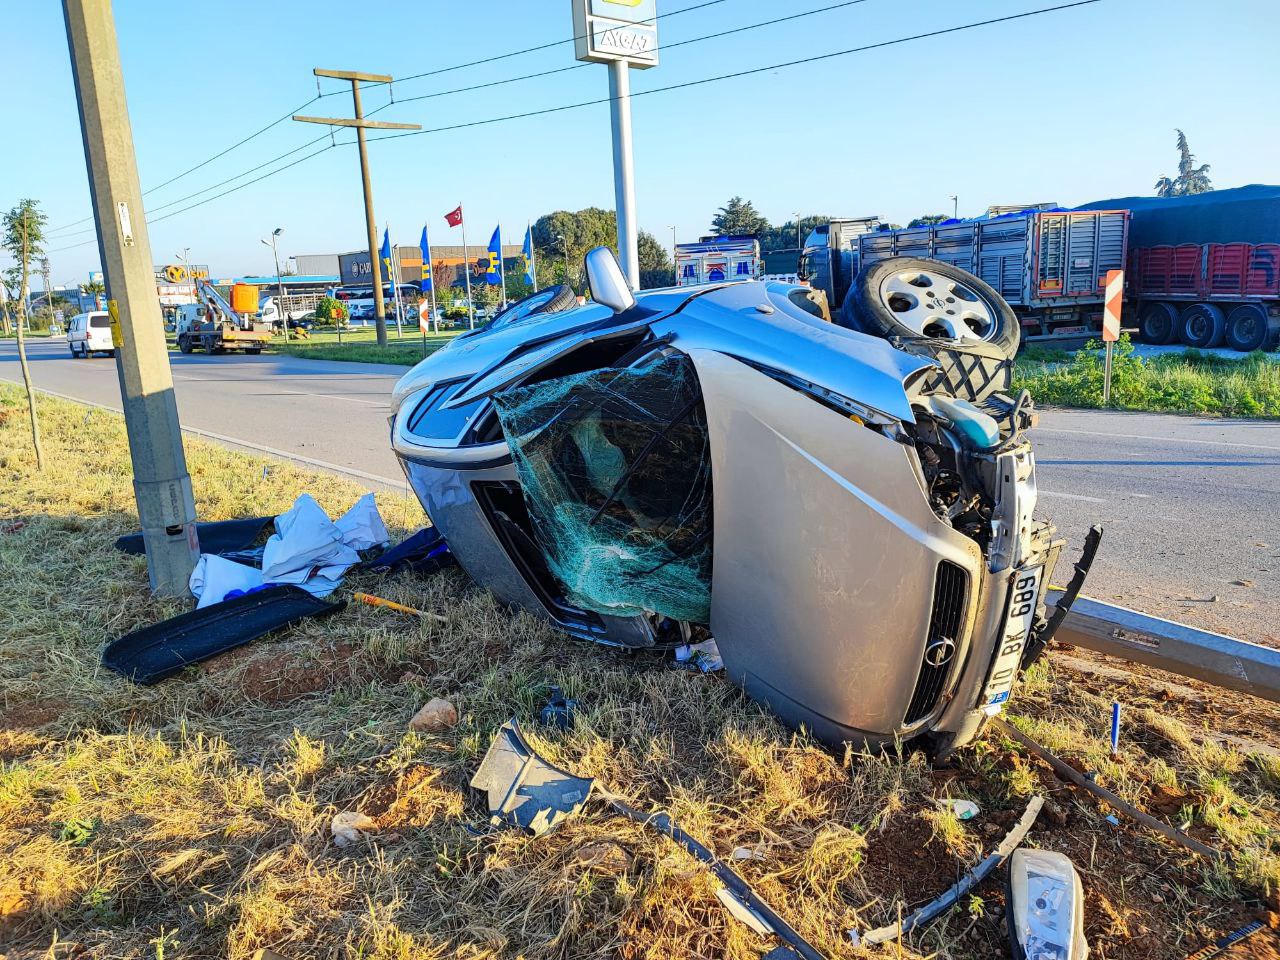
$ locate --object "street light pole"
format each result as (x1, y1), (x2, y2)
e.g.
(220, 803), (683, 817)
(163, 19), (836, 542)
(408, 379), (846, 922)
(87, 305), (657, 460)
(63, 0), (199, 596)
(951, 194), (959, 219)
(262, 227), (286, 341)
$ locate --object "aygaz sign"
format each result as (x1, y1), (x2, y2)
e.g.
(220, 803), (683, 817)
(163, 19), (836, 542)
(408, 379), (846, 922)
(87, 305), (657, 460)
(572, 0), (659, 68)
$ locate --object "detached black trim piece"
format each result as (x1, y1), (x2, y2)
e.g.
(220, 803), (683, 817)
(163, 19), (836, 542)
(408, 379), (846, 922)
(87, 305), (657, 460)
(114, 516), (273, 557)
(1022, 524), (1103, 670)
(102, 585), (345, 685)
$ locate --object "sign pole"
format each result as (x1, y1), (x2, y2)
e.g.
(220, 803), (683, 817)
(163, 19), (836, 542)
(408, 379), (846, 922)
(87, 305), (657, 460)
(1101, 269), (1124, 407)
(460, 206), (474, 330)
(609, 60), (640, 290)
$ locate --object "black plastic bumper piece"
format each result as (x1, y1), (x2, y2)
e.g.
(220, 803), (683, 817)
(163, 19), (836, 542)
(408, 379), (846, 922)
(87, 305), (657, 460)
(114, 516), (273, 557)
(102, 585), (345, 685)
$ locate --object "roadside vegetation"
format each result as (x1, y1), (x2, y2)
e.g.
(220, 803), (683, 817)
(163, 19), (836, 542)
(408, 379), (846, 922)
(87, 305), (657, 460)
(2, 384), (1279, 959)
(267, 327), (459, 367)
(1014, 334), (1280, 417)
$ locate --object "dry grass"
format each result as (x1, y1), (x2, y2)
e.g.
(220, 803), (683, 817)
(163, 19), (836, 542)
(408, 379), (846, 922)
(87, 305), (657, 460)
(2, 384), (1279, 960)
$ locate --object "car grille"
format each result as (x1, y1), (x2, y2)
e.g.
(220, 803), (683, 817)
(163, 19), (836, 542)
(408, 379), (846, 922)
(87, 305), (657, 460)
(904, 561), (968, 725)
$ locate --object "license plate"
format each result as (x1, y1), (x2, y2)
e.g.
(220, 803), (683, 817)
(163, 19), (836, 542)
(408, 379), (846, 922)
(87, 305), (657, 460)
(980, 566), (1043, 709)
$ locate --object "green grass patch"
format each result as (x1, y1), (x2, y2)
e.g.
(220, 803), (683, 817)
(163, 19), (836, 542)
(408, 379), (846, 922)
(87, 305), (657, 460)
(1013, 334), (1280, 416)
(269, 328), (461, 367)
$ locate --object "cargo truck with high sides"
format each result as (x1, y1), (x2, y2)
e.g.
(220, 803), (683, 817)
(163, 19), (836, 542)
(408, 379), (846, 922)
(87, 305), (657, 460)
(675, 236), (763, 286)
(175, 281), (273, 355)
(801, 207), (1130, 345)
(1075, 185), (1280, 352)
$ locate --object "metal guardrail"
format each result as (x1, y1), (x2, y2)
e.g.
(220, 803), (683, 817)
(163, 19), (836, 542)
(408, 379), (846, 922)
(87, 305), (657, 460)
(1045, 590), (1280, 704)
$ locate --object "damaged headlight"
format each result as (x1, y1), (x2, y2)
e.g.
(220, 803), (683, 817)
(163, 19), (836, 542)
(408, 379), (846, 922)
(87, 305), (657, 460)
(1007, 848), (1088, 960)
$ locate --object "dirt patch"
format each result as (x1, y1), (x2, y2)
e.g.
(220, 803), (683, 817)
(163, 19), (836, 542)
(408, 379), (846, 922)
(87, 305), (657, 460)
(358, 763), (460, 832)
(202, 641), (360, 706)
(2, 700), (66, 732)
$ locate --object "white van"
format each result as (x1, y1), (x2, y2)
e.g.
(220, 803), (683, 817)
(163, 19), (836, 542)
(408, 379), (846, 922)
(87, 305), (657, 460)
(67, 311), (114, 358)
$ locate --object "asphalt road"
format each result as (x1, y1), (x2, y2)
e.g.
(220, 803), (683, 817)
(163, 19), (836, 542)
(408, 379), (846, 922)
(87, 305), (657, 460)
(3, 337), (1277, 645)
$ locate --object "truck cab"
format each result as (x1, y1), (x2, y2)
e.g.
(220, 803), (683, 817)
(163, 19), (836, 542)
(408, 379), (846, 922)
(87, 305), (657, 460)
(797, 216), (882, 314)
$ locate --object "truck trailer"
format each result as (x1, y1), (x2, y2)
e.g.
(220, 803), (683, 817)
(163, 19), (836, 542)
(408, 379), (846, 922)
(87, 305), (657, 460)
(801, 209), (1130, 343)
(675, 236), (763, 286)
(1075, 184), (1280, 351)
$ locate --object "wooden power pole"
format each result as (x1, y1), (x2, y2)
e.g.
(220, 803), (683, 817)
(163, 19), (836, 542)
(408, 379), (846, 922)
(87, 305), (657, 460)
(294, 70), (420, 347)
(63, 0), (200, 596)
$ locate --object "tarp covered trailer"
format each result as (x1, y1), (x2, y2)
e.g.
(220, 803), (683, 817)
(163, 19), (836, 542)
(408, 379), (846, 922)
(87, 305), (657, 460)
(856, 209), (1129, 342)
(1074, 185), (1280, 351)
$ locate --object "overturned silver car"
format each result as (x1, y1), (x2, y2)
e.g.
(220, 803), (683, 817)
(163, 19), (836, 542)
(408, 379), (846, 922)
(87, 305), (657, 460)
(390, 248), (1068, 753)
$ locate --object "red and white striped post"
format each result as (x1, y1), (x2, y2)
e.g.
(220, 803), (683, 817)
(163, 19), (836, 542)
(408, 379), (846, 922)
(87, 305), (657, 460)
(1102, 269), (1124, 404)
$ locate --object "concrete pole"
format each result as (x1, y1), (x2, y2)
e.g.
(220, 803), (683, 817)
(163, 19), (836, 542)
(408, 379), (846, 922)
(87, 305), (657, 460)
(351, 80), (388, 347)
(608, 60), (639, 290)
(62, 0), (199, 596)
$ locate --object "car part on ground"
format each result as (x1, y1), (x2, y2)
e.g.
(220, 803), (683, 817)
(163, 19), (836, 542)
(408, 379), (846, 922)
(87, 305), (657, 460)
(1006, 848), (1088, 960)
(390, 247), (1063, 752)
(608, 795), (830, 960)
(115, 515), (272, 557)
(1021, 525), (1103, 671)
(102, 585), (345, 685)
(1181, 921), (1265, 960)
(470, 719), (594, 836)
(366, 526), (455, 575)
(991, 717), (1222, 860)
(842, 256), (1021, 358)
(857, 794), (1045, 947)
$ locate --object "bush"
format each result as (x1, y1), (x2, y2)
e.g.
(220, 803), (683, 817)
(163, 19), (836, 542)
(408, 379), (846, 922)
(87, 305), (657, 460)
(314, 296), (347, 322)
(1013, 334), (1280, 417)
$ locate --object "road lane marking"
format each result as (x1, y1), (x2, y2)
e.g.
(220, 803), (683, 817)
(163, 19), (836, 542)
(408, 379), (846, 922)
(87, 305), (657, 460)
(1040, 490), (1108, 503)
(1036, 427), (1280, 452)
(168, 372), (387, 406)
(17, 386), (406, 489)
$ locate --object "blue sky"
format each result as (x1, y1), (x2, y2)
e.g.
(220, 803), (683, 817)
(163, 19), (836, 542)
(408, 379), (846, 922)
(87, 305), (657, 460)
(7, 0), (1279, 284)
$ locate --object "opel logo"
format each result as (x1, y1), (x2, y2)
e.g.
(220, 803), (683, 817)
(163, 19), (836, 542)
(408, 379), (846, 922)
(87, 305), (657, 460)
(924, 637), (956, 668)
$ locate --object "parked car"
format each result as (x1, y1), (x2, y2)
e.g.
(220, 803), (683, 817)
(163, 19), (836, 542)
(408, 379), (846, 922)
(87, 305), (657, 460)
(389, 249), (1075, 754)
(66, 311), (114, 358)
(334, 284), (420, 325)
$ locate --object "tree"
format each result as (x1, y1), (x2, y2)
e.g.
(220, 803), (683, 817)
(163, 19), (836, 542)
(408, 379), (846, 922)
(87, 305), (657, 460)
(638, 230), (673, 288)
(908, 214), (949, 227)
(531, 208), (620, 291)
(760, 215), (834, 252)
(2, 199), (48, 469)
(710, 196), (770, 237)
(1154, 129), (1213, 198)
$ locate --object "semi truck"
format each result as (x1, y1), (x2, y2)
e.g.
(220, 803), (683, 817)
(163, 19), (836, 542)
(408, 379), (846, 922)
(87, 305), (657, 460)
(675, 236), (763, 286)
(175, 280), (273, 355)
(1075, 184), (1280, 351)
(800, 208), (1130, 343)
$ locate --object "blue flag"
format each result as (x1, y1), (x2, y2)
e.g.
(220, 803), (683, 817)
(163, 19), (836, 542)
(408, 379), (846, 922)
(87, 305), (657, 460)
(522, 225), (536, 286)
(486, 225), (502, 285)
(418, 226), (433, 293)
(379, 228), (393, 285)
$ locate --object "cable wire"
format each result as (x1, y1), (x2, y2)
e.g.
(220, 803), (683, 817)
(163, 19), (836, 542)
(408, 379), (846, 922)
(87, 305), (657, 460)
(367, 1), (1101, 144)
(48, 0), (1100, 240)
(393, 0), (870, 106)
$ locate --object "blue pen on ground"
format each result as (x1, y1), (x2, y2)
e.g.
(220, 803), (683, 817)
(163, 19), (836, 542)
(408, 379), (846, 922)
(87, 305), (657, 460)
(1110, 701), (1122, 757)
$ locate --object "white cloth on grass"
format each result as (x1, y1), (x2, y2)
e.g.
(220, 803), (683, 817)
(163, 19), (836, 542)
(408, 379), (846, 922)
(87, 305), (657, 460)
(189, 492), (390, 604)
(189, 554), (264, 609)
(335, 493), (391, 551)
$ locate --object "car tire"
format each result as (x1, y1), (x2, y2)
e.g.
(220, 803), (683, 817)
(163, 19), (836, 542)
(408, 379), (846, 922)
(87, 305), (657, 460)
(69, 343), (79, 358)
(244, 347), (262, 355)
(178, 336), (193, 354)
(1225, 303), (1270, 352)
(1138, 302), (1179, 345)
(836, 288), (870, 332)
(1179, 303), (1226, 348)
(848, 256), (1020, 358)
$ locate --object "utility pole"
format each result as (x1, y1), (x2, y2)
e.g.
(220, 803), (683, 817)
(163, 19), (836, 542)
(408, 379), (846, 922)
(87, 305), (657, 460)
(951, 194), (959, 219)
(294, 70), (420, 347)
(262, 227), (287, 341)
(63, 0), (199, 596)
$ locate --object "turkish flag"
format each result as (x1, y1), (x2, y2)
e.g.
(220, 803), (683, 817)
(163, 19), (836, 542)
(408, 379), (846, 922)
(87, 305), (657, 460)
(444, 205), (463, 227)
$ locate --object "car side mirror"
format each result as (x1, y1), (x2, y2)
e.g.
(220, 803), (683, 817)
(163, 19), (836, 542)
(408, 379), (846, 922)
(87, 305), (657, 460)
(584, 246), (635, 313)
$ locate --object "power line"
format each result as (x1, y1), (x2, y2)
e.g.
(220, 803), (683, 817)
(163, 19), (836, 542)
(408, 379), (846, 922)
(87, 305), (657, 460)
(51, 0), (1100, 243)
(376, 0), (730, 87)
(368, 0), (1102, 145)
(393, 0), (870, 106)
(45, 0), (725, 236)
